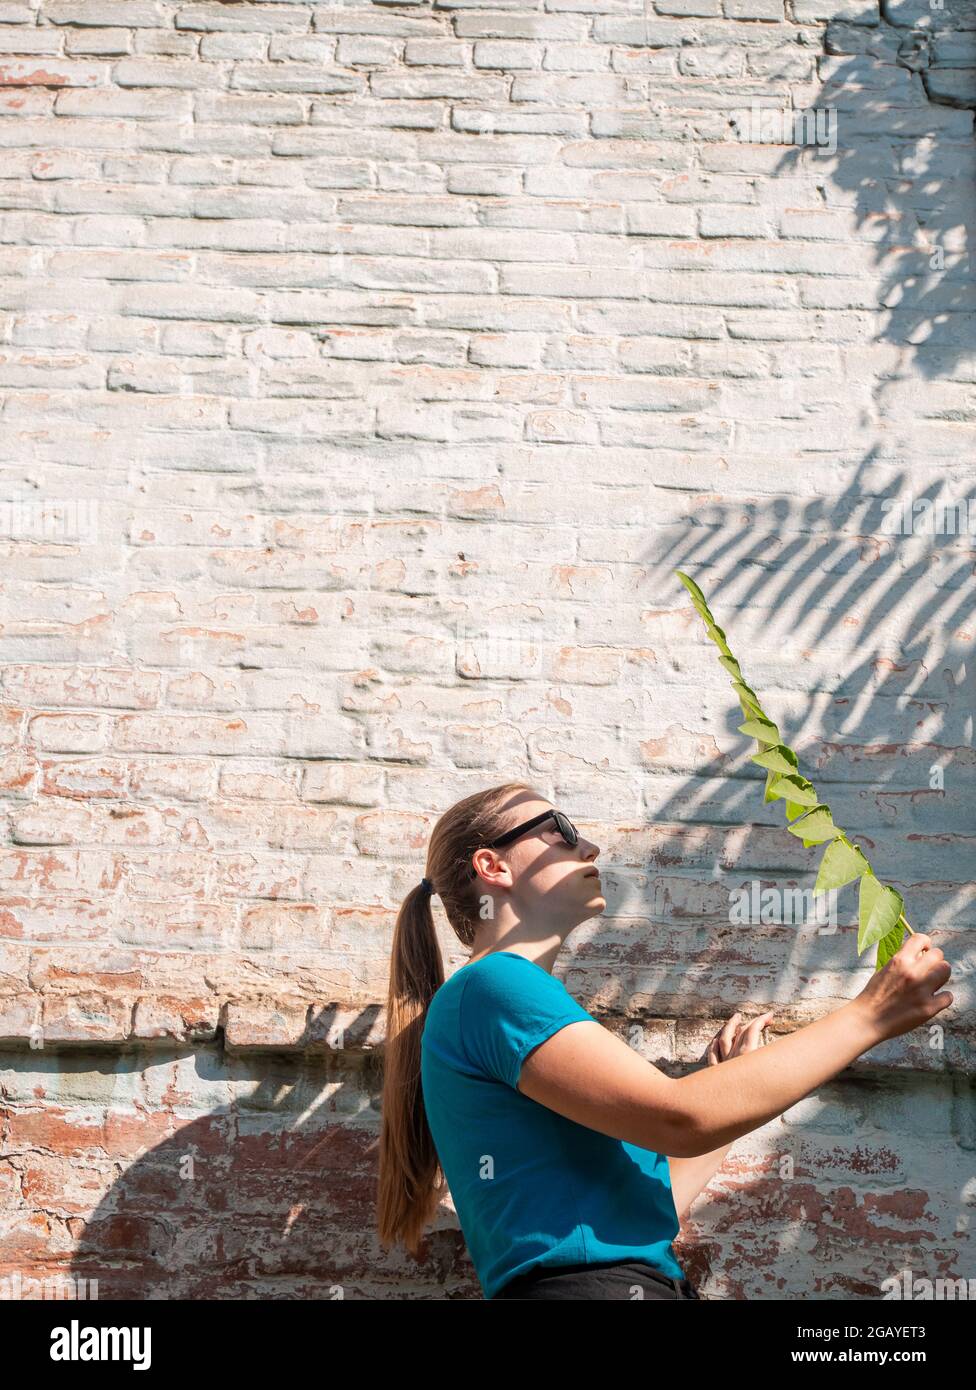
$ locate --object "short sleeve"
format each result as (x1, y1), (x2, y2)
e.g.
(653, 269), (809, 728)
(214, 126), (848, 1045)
(458, 954), (595, 1089)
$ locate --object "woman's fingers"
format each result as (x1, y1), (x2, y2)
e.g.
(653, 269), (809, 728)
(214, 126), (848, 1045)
(708, 1009), (774, 1063)
(730, 1010), (775, 1054)
(706, 1011), (742, 1064)
(717, 1011), (741, 1053)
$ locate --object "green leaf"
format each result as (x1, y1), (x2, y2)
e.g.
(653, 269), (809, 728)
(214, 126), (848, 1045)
(786, 805), (843, 845)
(876, 919), (906, 972)
(738, 716), (780, 744)
(751, 745), (799, 776)
(674, 568), (912, 966)
(705, 623), (732, 656)
(858, 875), (904, 957)
(729, 673), (760, 699)
(768, 774), (819, 807)
(675, 571), (715, 624)
(674, 569), (708, 607)
(732, 682), (765, 717)
(814, 837), (871, 894)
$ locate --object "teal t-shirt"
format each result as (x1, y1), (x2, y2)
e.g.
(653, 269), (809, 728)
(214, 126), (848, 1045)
(420, 950), (684, 1299)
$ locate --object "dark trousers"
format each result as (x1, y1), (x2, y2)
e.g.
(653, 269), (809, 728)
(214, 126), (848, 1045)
(492, 1259), (701, 1301)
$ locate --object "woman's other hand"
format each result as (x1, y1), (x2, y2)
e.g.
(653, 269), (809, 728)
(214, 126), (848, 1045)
(704, 1010), (774, 1064)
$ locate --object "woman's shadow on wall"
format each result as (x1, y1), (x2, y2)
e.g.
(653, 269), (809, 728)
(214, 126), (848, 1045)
(64, 1004), (436, 1300)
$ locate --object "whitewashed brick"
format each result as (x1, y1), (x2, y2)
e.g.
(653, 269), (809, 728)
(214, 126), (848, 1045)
(0, 4), (970, 1310)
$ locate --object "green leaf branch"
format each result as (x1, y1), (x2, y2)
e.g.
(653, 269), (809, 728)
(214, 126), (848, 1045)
(675, 569), (914, 971)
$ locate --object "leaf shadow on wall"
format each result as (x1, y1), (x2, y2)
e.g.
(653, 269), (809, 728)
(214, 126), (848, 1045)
(613, 461), (976, 1295)
(771, 4), (975, 377)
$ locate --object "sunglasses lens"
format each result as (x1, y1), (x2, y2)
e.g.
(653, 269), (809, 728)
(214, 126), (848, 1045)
(555, 812), (578, 846)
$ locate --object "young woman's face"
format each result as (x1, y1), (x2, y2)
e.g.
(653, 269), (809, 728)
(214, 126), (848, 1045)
(476, 797), (605, 921)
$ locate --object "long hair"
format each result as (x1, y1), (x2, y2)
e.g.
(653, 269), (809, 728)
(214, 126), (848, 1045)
(376, 780), (539, 1256)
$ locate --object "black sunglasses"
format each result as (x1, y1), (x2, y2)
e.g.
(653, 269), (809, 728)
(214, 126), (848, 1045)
(468, 809), (579, 880)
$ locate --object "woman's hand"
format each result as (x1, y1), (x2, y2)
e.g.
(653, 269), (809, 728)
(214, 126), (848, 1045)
(704, 1010), (774, 1064)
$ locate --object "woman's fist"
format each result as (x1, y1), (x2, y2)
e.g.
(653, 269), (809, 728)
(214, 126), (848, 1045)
(852, 932), (952, 1043)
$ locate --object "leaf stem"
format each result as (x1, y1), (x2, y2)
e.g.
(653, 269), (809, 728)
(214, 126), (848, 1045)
(899, 913), (915, 936)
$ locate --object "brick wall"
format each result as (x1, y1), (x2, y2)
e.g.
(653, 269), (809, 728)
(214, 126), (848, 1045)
(0, 0), (973, 1299)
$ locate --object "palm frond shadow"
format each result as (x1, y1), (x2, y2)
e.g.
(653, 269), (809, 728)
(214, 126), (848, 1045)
(569, 454), (974, 1038)
(771, 10), (974, 377)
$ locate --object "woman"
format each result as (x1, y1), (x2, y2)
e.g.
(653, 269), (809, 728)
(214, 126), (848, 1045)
(376, 782), (952, 1300)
